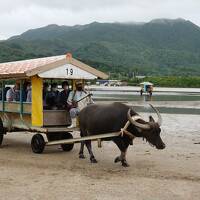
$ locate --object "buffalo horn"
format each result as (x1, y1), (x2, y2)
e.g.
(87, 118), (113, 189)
(127, 109), (151, 130)
(148, 104), (162, 127)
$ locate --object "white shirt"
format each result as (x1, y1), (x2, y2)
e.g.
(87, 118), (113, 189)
(67, 90), (93, 110)
(6, 88), (19, 101)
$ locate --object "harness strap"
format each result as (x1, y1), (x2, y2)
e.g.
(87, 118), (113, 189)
(120, 115), (143, 140)
(120, 128), (135, 140)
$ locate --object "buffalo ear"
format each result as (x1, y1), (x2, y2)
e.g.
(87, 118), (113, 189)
(149, 115), (155, 122)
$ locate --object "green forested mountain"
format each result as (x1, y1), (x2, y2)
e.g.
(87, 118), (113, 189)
(1, 18), (200, 76)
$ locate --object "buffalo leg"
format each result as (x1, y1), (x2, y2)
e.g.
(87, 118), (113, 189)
(85, 140), (97, 163)
(79, 129), (86, 159)
(120, 150), (129, 167)
(113, 138), (129, 167)
(79, 142), (86, 159)
(114, 149), (129, 167)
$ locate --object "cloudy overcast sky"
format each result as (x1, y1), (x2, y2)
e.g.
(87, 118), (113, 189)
(0, 0), (200, 39)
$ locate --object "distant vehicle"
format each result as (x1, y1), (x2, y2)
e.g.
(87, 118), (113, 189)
(140, 82), (153, 96)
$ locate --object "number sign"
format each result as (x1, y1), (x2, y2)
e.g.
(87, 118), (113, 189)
(38, 64), (97, 79)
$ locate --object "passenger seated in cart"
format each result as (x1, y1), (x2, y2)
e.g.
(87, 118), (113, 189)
(26, 82), (32, 102)
(43, 82), (49, 108)
(22, 81), (32, 102)
(45, 83), (60, 110)
(67, 81), (93, 128)
(43, 82), (49, 99)
(59, 81), (71, 109)
(6, 82), (20, 102)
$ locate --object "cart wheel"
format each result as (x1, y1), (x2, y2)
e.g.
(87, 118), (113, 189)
(0, 118), (5, 146)
(61, 132), (74, 152)
(31, 134), (45, 154)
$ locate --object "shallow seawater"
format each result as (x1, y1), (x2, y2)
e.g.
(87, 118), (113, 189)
(132, 106), (200, 115)
(93, 91), (200, 102)
(92, 90), (200, 114)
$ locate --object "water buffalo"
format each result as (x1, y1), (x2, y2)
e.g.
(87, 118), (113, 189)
(78, 102), (165, 167)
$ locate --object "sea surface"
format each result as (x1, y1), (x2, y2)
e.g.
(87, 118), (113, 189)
(90, 86), (200, 114)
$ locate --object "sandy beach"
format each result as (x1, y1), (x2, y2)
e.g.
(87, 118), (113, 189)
(0, 113), (200, 200)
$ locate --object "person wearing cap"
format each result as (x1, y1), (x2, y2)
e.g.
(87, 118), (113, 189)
(67, 81), (93, 128)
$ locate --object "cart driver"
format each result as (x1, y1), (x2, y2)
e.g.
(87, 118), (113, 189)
(67, 81), (93, 128)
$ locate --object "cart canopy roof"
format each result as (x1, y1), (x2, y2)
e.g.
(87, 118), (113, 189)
(140, 82), (153, 86)
(0, 53), (108, 80)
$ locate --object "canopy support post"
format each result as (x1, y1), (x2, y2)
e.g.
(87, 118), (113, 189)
(20, 80), (23, 115)
(31, 76), (43, 127)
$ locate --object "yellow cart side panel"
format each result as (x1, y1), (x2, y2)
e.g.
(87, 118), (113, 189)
(31, 76), (43, 126)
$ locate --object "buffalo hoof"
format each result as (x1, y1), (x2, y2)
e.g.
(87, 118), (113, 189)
(90, 157), (98, 163)
(79, 154), (86, 159)
(114, 156), (121, 163)
(122, 160), (130, 167)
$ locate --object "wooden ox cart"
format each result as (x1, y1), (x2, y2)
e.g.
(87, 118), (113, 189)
(0, 53), (123, 153)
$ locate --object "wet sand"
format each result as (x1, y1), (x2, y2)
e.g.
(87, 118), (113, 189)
(0, 113), (200, 200)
